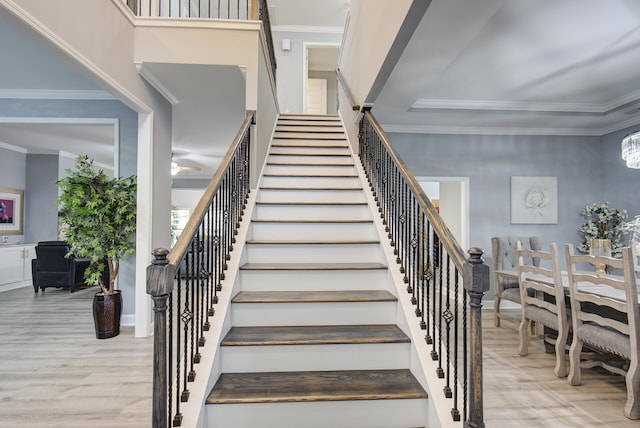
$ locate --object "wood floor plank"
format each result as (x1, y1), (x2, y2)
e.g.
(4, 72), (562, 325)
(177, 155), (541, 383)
(0, 285), (152, 428)
(206, 369), (427, 404)
(221, 324), (410, 346)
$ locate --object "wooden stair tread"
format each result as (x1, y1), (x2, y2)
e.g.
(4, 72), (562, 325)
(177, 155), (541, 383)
(279, 114), (339, 120)
(232, 290), (396, 304)
(221, 324), (410, 346)
(207, 369), (427, 404)
(273, 134), (347, 140)
(245, 240), (379, 245)
(240, 262), (388, 271)
(262, 173), (358, 177)
(271, 144), (347, 148)
(276, 121), (342, 127)
(269, 152), (352, 156)
(258, 187), (363, 191)
(266, 162), (354, 166)
(251, 219), (372, 224)
(255, 201), (367, 206)
(276, 126), (344, 132)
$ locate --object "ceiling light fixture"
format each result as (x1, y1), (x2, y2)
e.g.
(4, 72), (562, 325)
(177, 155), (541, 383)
(622, 131), (640, 169)
(172, 162), (202, 175)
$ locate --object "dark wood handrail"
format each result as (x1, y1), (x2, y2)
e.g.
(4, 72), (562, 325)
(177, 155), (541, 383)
(147, 111), (254, 428)
(168, 111), (254, 269)
(364, 111), (467, 271)
(358, 110), (487, 427)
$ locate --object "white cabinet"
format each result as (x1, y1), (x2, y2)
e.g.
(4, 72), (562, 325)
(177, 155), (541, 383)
(0, 244), (36, 287)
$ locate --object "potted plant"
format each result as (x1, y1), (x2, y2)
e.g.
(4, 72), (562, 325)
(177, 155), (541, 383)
(57, 155), (137, 339)
(577, 201), (627, 258)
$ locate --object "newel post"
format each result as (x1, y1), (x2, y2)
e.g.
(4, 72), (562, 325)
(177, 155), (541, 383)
(147, 248), (174, 428)
(462, 247), (489, 428)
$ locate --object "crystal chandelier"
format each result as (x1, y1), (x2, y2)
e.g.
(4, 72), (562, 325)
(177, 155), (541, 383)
(621, 131), (640, 169)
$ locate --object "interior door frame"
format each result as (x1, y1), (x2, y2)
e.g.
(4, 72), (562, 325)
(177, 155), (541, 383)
(416, 176), (470, 253)
(302, 42), (341, 114)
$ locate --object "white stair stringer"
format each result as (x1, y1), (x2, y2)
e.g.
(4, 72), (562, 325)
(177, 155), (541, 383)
(200, 115), (437, 428)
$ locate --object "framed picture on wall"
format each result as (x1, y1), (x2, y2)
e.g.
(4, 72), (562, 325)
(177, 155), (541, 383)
(0, 187), (24, 235)
(511, 176), (557, 224)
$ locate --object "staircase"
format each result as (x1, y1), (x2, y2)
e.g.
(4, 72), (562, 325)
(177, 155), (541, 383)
(205, 114), (429, 427)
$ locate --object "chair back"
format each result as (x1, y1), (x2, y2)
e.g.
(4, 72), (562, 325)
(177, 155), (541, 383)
(517, 242), (568, 332)
(492, 236), (542, 271)
(565, 244), (640, 360)
(35, 241), (72, 272)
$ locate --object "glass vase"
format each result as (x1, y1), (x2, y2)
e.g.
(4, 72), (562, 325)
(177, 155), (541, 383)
(589, 238), (611, 275)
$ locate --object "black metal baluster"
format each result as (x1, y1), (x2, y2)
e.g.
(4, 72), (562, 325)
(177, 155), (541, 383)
(436, 239), (444, 378)
(451, 267), (461, 421)
(443, 254), (453, 397)
(424, 219), (432, 340)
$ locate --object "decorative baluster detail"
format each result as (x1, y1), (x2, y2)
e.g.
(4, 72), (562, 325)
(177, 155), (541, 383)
(443, 254), (453, 397)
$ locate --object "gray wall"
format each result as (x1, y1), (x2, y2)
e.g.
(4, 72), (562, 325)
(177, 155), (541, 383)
(387, 131), (637, 270)
(273, 30), (342, 114)
(25, 154), (59, 243)
(0, 147), (26, 244)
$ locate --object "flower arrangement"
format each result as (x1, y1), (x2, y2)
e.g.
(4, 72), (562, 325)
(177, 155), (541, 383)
(577, 201), (627, 257)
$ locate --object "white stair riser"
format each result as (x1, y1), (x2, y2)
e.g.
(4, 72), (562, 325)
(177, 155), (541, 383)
(274, 132), (346, 140)
(268, 154), (354, 164)
(276, 126), (345, 133)
(261, 176), (361, 188)
(272, 138), (345, 147)
(238, 269), (390, 291)
(256, 189), (366, 203)
(220, 343), (410, 373)
(249, 221), (377, 240)
(265, 164), (356, 176)
(270, 146), (350, 155)
(231, 301), (397, 326)
(207, 399), (429, 428)
(253, 204), (371, 221)
(245, 243), (383, 264)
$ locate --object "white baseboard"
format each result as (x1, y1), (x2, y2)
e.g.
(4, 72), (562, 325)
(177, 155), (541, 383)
(0, 281), (31, 293)
(121, 314), (135, 326)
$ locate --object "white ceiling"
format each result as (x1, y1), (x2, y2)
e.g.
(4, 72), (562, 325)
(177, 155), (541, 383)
(2, 0), (638, 179)
(374, 0), (640, 136)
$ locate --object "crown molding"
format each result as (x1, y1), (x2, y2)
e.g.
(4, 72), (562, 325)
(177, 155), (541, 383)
(272, 25), (344, 34)
(0, 89), (115, 100)
(409, 99), (606, 114)
(380, 123), (603, 137)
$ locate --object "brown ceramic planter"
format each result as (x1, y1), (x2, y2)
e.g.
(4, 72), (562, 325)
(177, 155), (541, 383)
(93, 290), (122, 339)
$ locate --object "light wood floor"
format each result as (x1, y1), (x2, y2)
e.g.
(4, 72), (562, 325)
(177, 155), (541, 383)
(483, 310), (639, 427)
(0, 285), (152, 427)
(0, 285), (637, 427)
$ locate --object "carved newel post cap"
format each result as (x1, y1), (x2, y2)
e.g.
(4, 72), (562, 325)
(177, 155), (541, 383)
(147, 247), (173, 296)
(152, 247), (170, 264)
(463, 247), (490, 293)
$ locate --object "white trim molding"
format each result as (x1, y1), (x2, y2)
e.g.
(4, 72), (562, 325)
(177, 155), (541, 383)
(0, 89), (115, 100)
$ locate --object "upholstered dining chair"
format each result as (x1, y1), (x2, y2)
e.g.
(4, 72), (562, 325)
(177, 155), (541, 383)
(516, 242), (569, 377)
(565, 244), (640, 420)
(491, 236), (541, 327)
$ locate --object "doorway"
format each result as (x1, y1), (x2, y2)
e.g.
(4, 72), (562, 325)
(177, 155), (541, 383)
(303, 42), (340, 114)
(417, 176), (470, 253)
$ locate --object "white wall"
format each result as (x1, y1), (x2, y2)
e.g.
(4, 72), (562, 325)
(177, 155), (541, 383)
(274, 30), (343, 114)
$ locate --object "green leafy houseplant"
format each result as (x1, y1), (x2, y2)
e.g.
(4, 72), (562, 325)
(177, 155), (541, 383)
(57, 155), (137, 295)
